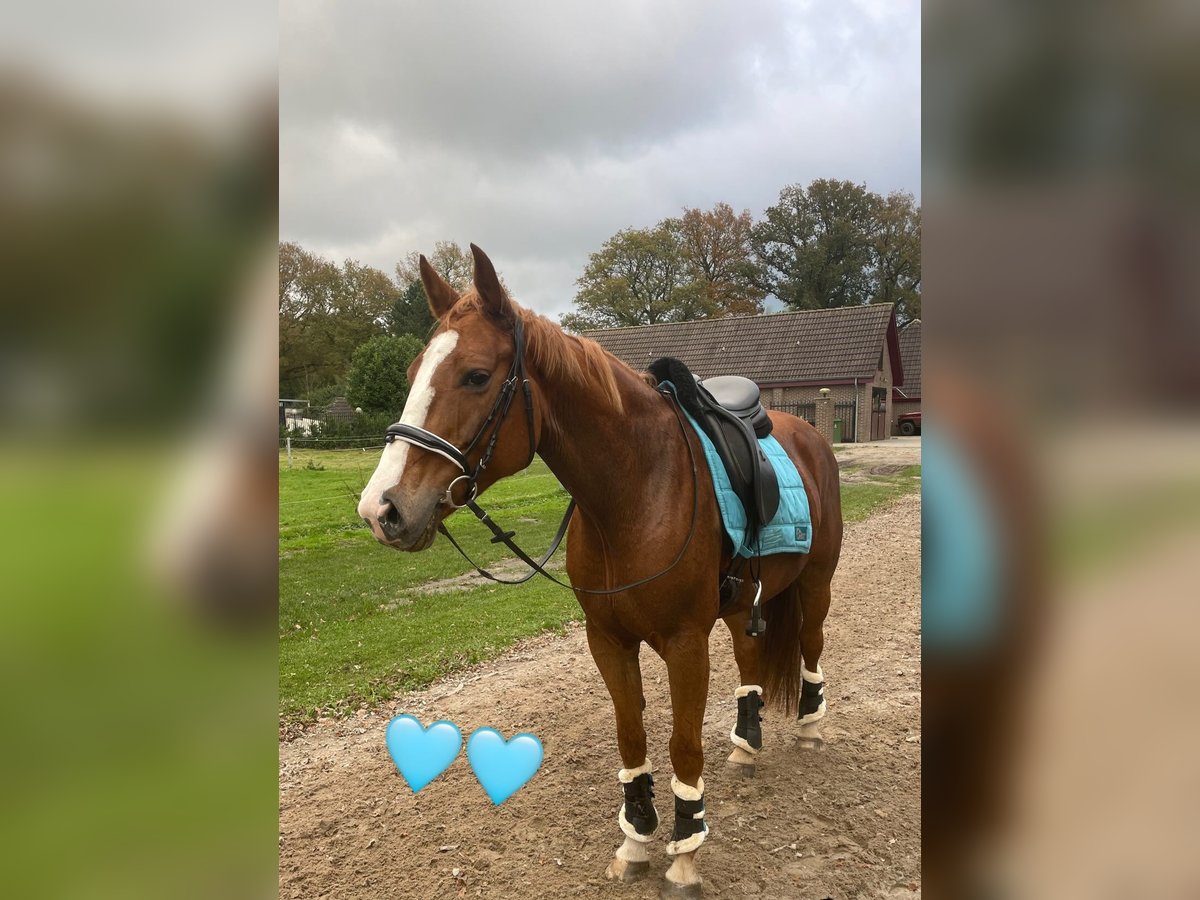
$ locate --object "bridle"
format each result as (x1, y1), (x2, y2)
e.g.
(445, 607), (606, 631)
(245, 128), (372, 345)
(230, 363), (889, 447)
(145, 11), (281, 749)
(385, 317), (537, 511)
(380, 317), (700, 593)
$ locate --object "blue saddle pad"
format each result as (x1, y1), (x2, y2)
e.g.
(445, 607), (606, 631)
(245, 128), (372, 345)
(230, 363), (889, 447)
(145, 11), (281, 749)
(921, 426), (1001, 652)
(668, 390), (813, 557)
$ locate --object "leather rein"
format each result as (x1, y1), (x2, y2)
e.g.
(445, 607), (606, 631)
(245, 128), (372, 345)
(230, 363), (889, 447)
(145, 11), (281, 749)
(382, 318), (700, 593)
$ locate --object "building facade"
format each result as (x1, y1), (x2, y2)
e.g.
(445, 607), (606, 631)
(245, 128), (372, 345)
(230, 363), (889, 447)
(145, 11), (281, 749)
(891, 319), (921, 434)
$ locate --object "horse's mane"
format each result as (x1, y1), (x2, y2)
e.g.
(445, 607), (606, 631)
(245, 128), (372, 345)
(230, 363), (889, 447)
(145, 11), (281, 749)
(450, 290), (632, 415)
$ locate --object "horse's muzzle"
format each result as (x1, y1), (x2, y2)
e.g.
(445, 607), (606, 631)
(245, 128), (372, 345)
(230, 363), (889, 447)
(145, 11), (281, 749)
(362, 490), (441, 552)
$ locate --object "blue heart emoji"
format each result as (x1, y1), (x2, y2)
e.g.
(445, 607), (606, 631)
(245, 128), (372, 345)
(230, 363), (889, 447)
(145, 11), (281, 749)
(385, 715), (462, 793)
(467, 728), (544, 805)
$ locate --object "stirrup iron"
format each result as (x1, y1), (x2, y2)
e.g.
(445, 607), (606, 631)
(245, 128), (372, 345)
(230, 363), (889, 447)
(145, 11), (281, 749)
(745, 578), (765, 637)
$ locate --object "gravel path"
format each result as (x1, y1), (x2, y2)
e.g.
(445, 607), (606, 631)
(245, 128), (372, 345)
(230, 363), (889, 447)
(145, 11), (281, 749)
(279, 490), (921, 899)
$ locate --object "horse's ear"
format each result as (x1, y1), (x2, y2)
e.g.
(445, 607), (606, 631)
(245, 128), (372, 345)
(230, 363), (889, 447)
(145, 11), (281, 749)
(419, 255), (459, 319)
(470, 244), (512, 322)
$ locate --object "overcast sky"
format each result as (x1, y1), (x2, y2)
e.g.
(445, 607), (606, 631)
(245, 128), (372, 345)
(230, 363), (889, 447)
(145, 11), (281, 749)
(281, 0), (920, 321)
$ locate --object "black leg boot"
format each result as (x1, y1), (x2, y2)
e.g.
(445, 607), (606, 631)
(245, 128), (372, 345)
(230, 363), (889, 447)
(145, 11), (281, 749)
(665, 775), (708, 857)
(799, 664), (826, 724)
(731, 685), (763, 752)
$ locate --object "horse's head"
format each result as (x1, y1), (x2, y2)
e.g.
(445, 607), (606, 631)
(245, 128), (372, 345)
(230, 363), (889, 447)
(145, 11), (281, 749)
(357, 245), (540, 551)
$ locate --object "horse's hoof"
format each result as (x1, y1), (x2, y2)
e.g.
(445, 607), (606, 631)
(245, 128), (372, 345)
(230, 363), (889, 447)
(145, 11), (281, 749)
(606, 858), (649, 883)
(660, 876), (704, 899)
(726, 745), (757, 776)
(796, 721), (825, 751)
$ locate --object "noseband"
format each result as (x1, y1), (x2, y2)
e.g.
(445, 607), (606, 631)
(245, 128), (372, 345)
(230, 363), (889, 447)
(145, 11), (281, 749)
(380, 317), (700, 593)
(385, 318), (537, 509)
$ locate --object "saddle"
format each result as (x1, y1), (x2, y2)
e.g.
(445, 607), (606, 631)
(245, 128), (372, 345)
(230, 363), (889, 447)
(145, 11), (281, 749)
(648, 359), (781, 542)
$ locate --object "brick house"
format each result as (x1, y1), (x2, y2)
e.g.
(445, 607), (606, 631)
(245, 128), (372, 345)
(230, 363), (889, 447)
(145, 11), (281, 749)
(584, 305), (904, 442)
(891, 319), (921, 434)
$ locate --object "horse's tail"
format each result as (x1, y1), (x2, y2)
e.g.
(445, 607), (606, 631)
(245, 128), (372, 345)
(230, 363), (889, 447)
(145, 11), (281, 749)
(761, 580), (804, 715)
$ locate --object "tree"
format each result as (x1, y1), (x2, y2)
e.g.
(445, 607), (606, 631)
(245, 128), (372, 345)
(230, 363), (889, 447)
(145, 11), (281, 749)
(561, 222), (709, 332)
(673, 203), (765, 316)
(563, 209), (769, 332)
(279, 241), (341, 397)
(869, 191), (921, 324)
(338, 259), (403, 336)
(750, 179), (878, 310)
(346, 334), (424, 416)
(278, 242), (400, 398)
(389, 280), (436, 339)
(395, 241), (474, 294)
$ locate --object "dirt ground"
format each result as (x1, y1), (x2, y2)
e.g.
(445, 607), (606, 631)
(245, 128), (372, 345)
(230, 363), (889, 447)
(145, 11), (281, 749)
(280, 448), (921, 900)
(834, 437), (921, 474)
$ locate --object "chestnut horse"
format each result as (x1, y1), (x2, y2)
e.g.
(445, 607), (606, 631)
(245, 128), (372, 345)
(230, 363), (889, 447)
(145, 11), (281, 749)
(357, 246), (842, 898)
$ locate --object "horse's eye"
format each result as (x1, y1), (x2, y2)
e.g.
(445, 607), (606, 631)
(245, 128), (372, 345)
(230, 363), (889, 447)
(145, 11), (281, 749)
(464, 370), (491, 387)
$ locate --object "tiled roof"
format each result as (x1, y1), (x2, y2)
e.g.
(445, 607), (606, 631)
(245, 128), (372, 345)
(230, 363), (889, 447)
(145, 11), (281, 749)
(894, 319), (921, 399)
(584, 304), (901, 385)
(324, 396), (356, 422)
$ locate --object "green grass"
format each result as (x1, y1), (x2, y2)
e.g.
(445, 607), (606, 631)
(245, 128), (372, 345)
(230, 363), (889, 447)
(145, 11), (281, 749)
(279, 451), (578, 721)
(279, 450), (921, 724)
(2, 445), (275, 898)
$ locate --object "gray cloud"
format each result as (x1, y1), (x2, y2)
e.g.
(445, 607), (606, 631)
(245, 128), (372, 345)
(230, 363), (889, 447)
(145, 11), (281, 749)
(281, 0), (920, 320)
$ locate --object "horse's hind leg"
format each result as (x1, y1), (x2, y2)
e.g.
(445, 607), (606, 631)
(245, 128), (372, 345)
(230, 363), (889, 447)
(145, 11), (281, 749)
(586, 623), (657, 884)
(722, 607), (764, 774)
(798, 565), (834, 726)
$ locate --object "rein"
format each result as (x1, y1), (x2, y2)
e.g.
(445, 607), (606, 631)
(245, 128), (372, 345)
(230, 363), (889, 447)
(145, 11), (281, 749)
(382, 319), (701, 594)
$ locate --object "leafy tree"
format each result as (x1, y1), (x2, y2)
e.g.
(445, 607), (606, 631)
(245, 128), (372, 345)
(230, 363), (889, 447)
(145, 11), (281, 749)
(561, 222), (709, 331)
(560, 181), (920, 332)
(395, 241), (474, 294)
(750, 179), (878, 310)
(337, 260), (402, 351)
(563, 208), (769, 332)
(394, 239), (511, 308)
(279, 242), (341, 397)
(278, 242), (400, 399)
(673, 203), (765, 316)
(388, 280), (436, 339)
(869, 191), (922, 324)
(346, 334), (424, 416)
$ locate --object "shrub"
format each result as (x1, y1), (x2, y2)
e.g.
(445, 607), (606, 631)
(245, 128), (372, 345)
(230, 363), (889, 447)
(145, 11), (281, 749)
(346, 334), (424, 416)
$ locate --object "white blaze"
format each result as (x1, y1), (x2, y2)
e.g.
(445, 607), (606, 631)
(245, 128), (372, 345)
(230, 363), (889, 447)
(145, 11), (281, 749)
(357, 330), (459, 520)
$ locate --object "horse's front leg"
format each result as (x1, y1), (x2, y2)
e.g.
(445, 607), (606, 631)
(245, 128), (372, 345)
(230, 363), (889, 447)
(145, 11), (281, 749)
(586, 623), (657, 883)
(662, 630), (711, 898)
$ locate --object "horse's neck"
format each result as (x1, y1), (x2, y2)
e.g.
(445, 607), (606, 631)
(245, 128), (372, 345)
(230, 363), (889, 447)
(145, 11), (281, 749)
(536, 363), (678, 531)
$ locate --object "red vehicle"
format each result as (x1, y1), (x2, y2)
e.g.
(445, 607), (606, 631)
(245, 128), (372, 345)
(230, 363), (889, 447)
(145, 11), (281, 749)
(897, 411), (922, 436)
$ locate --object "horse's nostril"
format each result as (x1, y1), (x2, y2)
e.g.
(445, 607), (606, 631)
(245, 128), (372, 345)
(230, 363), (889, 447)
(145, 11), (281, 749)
(377, 499), (403, 539)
